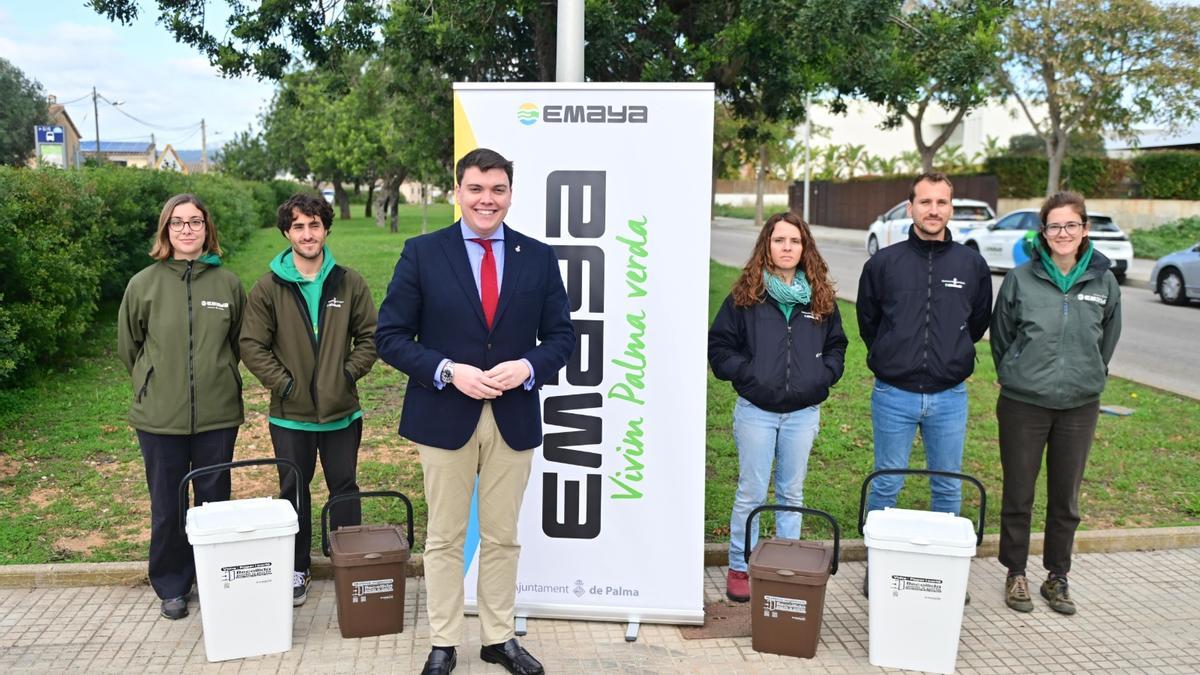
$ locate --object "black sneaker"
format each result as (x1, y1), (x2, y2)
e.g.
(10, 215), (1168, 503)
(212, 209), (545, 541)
(293, 570), (310, 607)
(160, 596), (188, 620)
(1041, 575), (1076, 615)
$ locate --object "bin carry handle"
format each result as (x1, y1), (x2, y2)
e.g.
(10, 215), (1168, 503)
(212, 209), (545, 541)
(856, 469), (987, 546)
(743, 504), (840, 576)
(320, 490), (415, 557)
(178, 458), (304, 530)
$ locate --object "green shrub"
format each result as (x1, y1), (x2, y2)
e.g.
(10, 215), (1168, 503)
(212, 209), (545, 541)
(987, 156), (1129, 198)
(1132, 152), (1200, 200)
(0, 165), (288, 386)
(1130, 216), (1200, 259)
(0, 168), (106, 383)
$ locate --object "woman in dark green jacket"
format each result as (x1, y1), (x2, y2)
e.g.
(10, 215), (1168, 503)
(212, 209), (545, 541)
(990, 191), (1121, 616)
(117, 194), (246, 620)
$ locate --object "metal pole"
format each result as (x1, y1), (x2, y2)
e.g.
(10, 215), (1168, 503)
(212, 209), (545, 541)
(556, 0), (584, 82)
(201, 119), (208, 173)
(92, 86), (100, 163)
(803, 93), (811, 223)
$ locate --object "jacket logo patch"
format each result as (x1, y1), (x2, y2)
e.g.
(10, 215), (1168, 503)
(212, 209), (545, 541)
(801, 311), (817, 320)
(1077, 293), (1107, 305)
(941, 278), (966, 289)
(201, 300), (229, 311)
(326, 297), (344, 309)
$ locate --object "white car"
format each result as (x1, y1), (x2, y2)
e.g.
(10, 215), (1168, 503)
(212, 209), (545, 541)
(960, 209), (1133, 284)
(865, 199), (995, 255)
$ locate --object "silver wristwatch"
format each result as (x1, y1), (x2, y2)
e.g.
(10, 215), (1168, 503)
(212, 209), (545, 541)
(441, 361), (455, 384)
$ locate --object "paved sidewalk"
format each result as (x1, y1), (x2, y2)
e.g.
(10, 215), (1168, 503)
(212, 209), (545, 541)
(2, 548), (1198, 673)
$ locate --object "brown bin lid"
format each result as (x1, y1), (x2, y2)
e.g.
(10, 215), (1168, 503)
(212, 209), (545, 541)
(748, 539), (832, 586)
(329, 524), (411, 567)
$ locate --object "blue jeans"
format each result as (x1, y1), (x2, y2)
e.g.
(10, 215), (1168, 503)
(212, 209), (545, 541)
(728, 397), (820, 572)
(866, 380), (968, 516)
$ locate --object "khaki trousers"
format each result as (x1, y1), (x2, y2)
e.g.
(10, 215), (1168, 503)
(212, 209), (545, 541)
(418, 402), (533, 646)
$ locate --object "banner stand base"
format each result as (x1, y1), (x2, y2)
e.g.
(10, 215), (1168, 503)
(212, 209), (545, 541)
(624, 622), (640, 642)
(515, 616), (528, 637)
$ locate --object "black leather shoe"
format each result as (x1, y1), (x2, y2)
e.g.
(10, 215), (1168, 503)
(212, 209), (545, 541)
(480, 638), (544, 675)
(420, 647), (456, 675)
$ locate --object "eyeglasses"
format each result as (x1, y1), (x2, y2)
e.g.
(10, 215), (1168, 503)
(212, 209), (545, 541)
(1044, 221), (1084, 236)
(168, 218), (205, 232)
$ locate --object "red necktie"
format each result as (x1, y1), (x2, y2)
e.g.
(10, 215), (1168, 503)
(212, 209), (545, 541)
(470, 238), (498, 329)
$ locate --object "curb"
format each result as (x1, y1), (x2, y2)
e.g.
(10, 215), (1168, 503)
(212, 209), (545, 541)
(2, 526), (1196, 588)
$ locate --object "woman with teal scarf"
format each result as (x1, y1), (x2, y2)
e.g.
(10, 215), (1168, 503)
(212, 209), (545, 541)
(991, 192), (1122, 616)
(708, 212), (848, 602)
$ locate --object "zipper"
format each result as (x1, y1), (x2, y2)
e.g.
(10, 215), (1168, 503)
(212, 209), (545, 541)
(186, 260), (197, 434)
(785, 324), (793, 393)
(922, 248), (933, 391)
(137, 366), (154, 403)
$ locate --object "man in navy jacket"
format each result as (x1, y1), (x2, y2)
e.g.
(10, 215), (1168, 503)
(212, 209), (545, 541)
(856, 172), (992, 592)
(377, 148), (574, 675)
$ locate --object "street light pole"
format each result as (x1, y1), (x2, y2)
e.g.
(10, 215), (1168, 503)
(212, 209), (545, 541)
(201, 119), (208, 173)
(92, 86), (100, 163)
(803, 93), (812, 223)
(556, 0), (584, 82)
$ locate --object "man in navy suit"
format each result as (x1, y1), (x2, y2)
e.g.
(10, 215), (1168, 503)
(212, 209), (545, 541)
(377, 148), (574, 675)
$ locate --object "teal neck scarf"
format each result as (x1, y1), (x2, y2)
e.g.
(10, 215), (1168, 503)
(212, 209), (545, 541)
(1036, 238), (1094, 293)
(764, 270), (812, 321)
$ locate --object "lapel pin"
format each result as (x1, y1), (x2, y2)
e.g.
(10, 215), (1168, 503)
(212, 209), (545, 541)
(515, 245), (521, 252)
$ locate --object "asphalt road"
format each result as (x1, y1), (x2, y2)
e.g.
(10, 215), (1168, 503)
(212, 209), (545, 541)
(710, 218), (1200, 400)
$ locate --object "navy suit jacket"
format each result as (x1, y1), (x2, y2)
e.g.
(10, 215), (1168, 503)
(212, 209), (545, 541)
(376, 222), (575, 450)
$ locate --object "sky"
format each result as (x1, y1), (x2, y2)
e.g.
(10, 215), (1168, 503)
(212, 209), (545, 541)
(0, 2), (276, 153)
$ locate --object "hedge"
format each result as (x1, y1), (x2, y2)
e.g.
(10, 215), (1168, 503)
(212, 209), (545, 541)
(0, 165), (308, 386)
(986, 156), (1128, 198)
(1131, 152), (1200, 200)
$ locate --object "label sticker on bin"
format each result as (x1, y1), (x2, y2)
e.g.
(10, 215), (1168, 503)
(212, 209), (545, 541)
(351, 578), (395, 602)
(763, 594), (808, 618)
(891, 575), (944, 597)
(221, 562), (273, 585)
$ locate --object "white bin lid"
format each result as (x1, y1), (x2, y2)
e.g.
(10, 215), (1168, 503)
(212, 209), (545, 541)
(186, 497), (299, 546)
(863, 507), (976, 557)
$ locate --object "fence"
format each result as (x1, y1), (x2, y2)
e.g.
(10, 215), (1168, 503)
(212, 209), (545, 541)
(789, 176), (1000, 229)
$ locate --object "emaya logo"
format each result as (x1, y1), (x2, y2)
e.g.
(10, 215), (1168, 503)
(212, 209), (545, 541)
(517, 102), (648, 125)
(516, 103), (540, 126)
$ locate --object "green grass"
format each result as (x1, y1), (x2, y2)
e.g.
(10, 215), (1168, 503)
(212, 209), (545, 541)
(713, 203), (791, 220)
(1130, 216), (1200, 260)
(1, 205), (1197, 564)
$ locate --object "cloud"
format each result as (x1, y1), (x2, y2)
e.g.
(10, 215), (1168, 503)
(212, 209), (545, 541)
(0, 16), (273, 149)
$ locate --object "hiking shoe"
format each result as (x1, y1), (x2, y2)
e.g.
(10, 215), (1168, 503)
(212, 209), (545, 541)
(726, 569), (750, 602)
(293, 570), (310, 607)
(1005, 575), (1034, 612)
(160, 596), (188, 620)
(1040, 576), (1076, 615)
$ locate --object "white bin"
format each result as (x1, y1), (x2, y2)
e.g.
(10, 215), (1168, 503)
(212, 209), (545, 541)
(186, 497), (298, 662)
(864, 507), (975, 674)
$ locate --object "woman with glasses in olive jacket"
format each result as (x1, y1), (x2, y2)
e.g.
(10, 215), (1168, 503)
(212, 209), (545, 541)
(117, 194), (246, 620)
(991, 191), (1121, 616)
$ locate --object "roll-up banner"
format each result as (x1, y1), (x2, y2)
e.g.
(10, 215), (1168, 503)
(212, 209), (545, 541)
(454, 82), (713, 625)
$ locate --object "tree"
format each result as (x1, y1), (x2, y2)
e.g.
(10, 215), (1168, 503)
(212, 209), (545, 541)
(218, 127), (277, 182)
(89, 0), (383, 79)
(1000, 0), (1200, 195)
(0, 58), (49, 167)
(831, 0), (1009, 173)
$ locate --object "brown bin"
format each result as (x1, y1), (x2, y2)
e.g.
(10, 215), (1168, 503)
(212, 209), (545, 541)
(744, 505), (840, 659)
(321, 491), (414, 639)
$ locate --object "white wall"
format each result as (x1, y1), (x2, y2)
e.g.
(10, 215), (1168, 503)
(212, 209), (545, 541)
(805, 98), (1042, 160)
